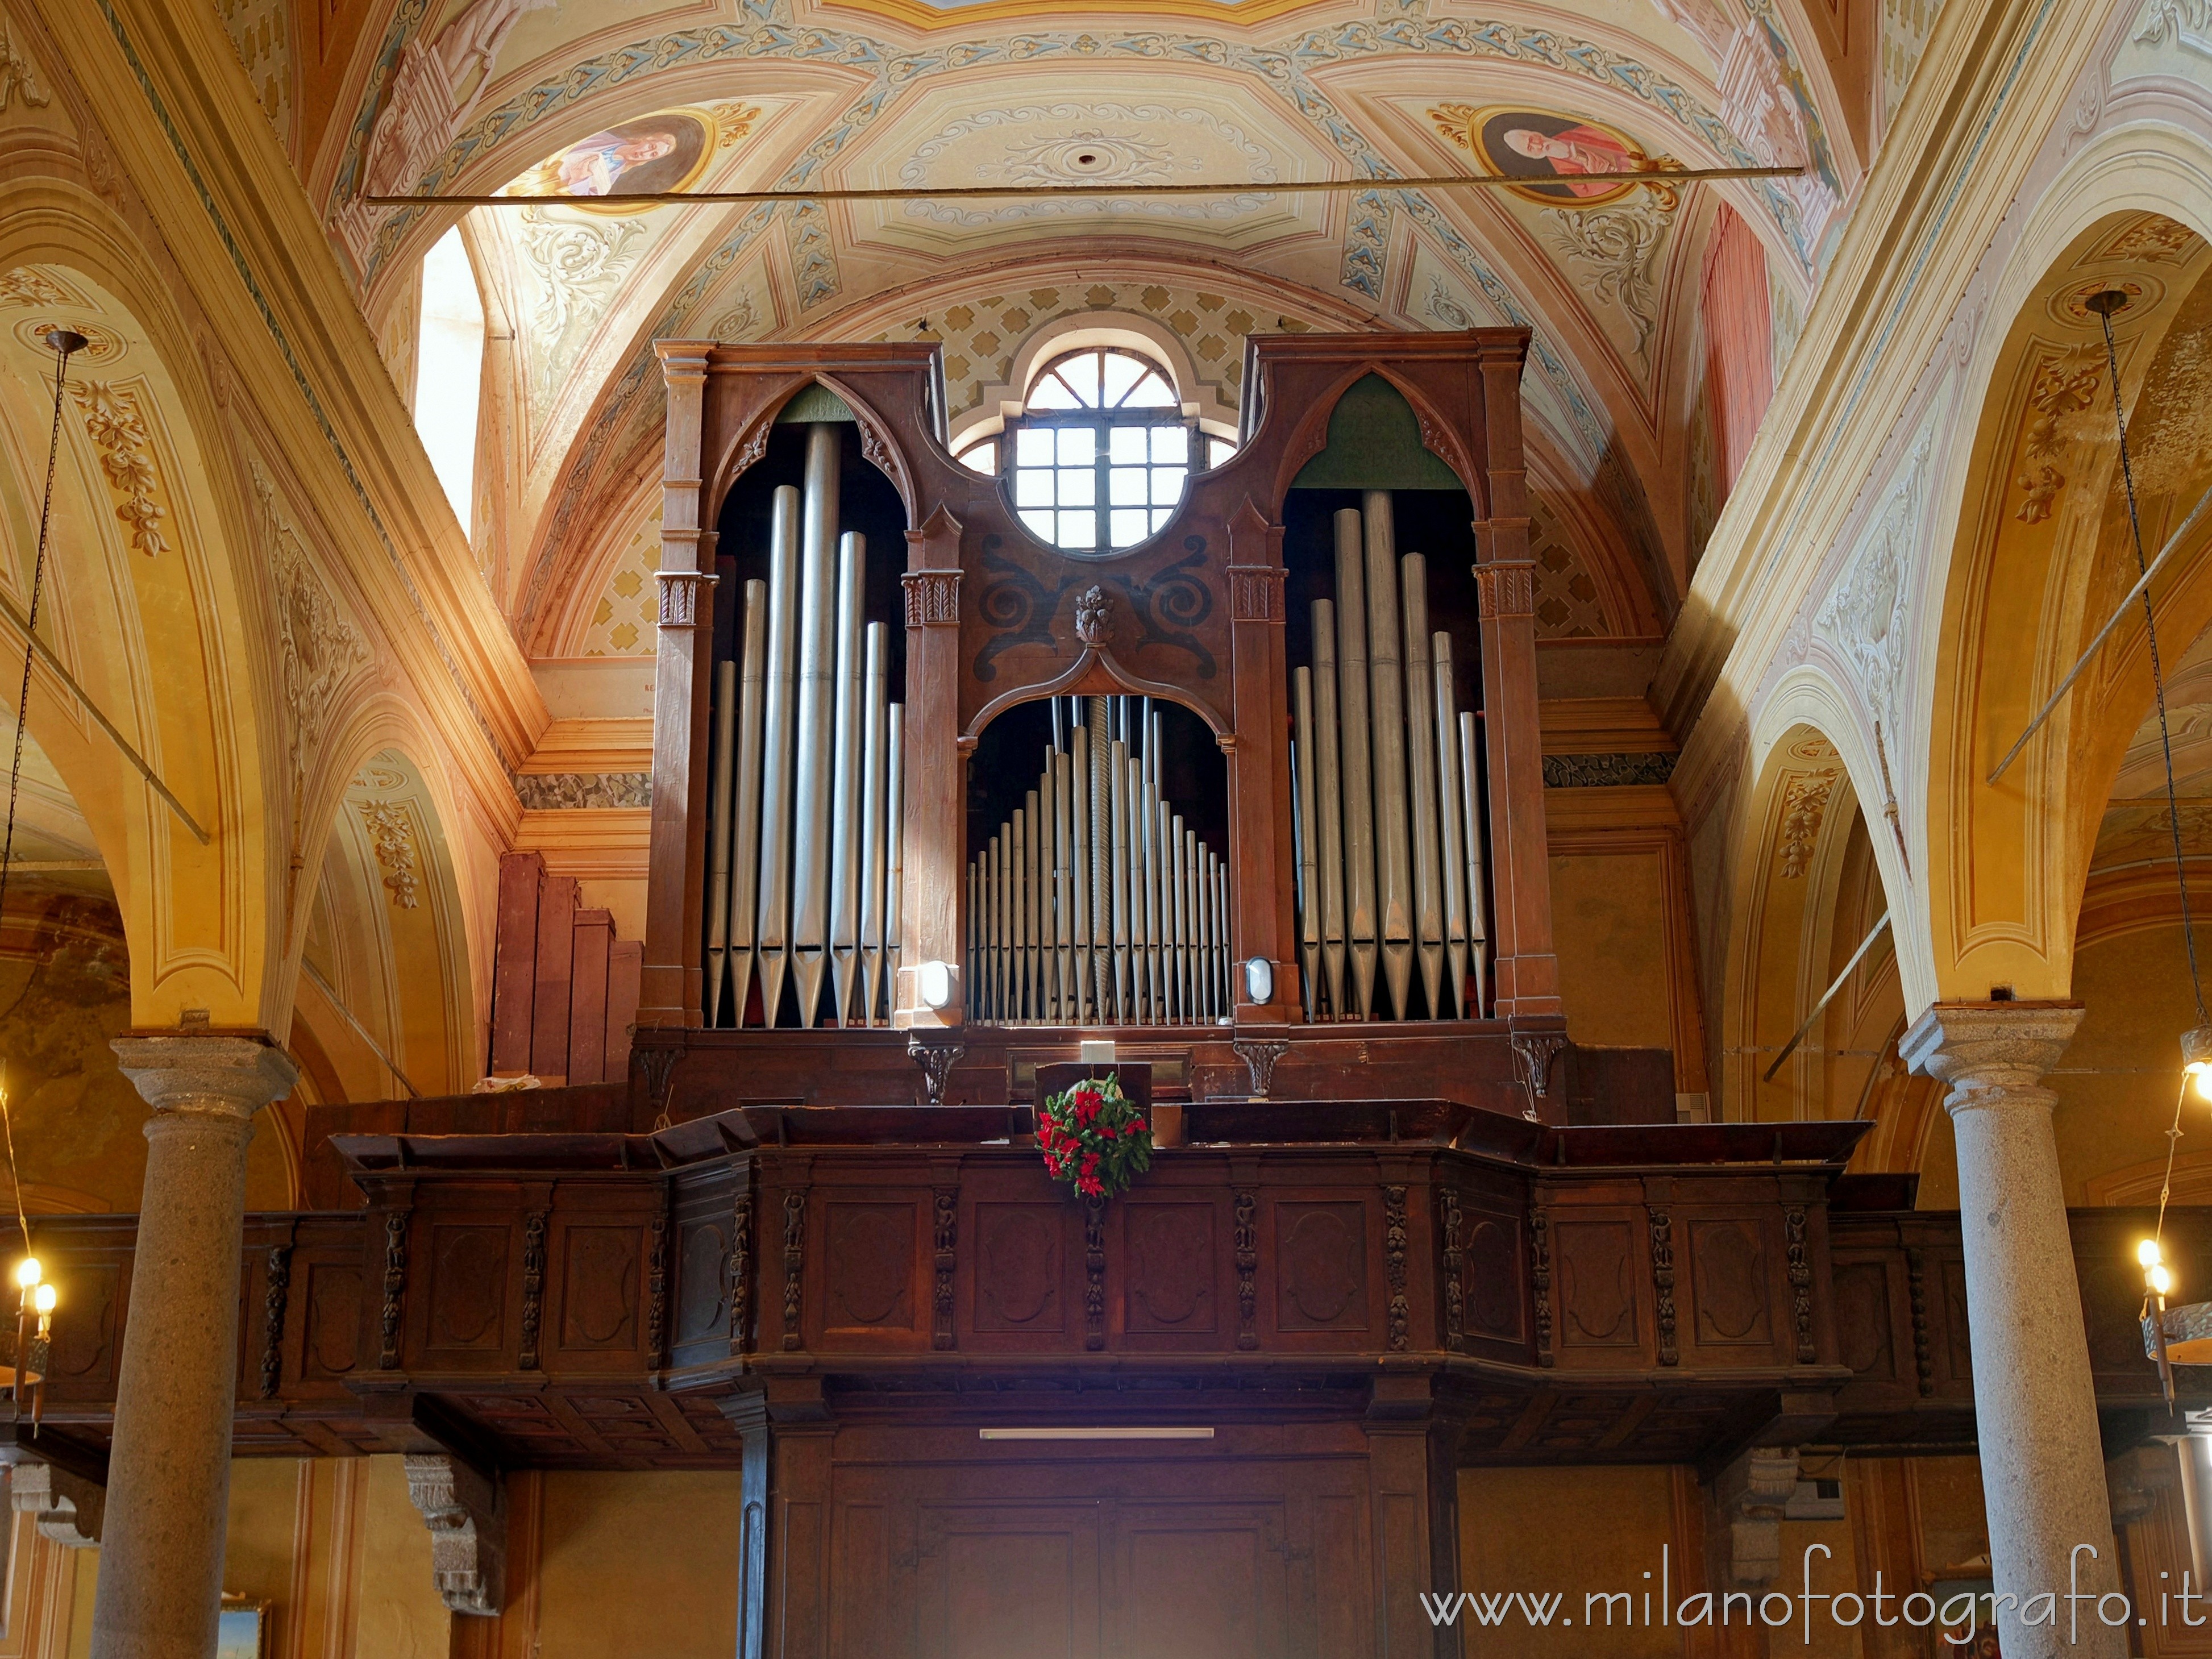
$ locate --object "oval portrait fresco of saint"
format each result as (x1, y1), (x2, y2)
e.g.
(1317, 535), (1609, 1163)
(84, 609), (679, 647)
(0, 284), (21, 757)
(1432, 106), (1655, 209)
(509, 109), (714, 207)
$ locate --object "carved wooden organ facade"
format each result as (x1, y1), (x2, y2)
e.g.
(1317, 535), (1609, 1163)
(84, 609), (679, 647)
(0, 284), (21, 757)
(638, 331), (1565, 1097)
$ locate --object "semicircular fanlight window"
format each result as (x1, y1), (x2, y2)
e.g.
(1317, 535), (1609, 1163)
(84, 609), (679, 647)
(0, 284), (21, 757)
(1008, 347), (1193, 554)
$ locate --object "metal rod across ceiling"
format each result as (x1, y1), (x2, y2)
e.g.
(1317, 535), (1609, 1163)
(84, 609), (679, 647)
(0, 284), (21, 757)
(367, 163), (1801, 210)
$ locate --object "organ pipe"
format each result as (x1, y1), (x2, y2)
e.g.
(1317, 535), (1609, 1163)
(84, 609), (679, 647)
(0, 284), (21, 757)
(1309, 601), (1347, 1018)
(964, 697), (1231, 1024)
(754, 487), (800, 1025)
(828, 528), (867, 1023)
(789, 426), (839, 1026)
(1290, 493), (1491, 1022)
(702, 428), (904, 1028)
(1361, 492), (1414, 1020)
(705, 657), (737, 1027)
(730, 582), (767, 1028)
(1432, 631), (1469, 1020)
(1291, 666), (1320, 1021)
(1400, 552), (1446, 1021)
(1332, 511), (1379, 1020)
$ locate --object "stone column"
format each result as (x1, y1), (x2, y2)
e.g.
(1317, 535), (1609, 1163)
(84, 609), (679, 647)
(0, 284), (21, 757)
(91, 1033), (297, 1659)
(1901, 1002), (2122, 1659)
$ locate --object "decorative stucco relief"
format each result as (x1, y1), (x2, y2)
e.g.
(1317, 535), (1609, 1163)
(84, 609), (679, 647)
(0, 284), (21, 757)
(256, 465), (370, 850)
(1778, 770), (1839, 878)
(70, 380), (167, 558)
(356, 799), (421, 910)
(2011, 344), (2102, 525)
(0, 10), (48, 112)
(1816, 425), (1933, 742)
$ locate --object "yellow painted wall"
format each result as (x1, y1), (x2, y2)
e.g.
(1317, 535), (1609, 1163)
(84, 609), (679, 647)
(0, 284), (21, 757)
(534, 1471), (743, 1659)
(1549, 853), (1675, 1051)
(1457, 1465), (1680, 1657)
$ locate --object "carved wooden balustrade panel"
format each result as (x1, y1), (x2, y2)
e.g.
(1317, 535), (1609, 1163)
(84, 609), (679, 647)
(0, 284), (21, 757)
(13, 1111), (2204, 1473)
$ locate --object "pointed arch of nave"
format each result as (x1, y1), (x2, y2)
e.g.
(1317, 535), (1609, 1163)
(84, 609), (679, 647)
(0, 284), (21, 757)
(1718, 671), (1944, 1182)
(294, 749), (476, 1107)
(281, 696), (488, 1112)
(1922, 123), (2212, 1008)
(0, 182), (287, 1029)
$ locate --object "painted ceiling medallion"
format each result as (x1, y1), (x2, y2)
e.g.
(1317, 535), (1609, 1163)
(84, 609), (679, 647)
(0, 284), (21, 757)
(900, 104), (1275, 225)
(1428, 105), (1678, 211)
(501, 105), (754, 212)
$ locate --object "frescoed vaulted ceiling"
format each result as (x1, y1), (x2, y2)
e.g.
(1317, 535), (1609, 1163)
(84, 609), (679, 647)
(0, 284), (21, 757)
(225, 0), (1885, 654)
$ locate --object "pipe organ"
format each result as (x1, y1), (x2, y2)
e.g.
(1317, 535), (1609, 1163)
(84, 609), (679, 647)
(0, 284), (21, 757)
(967, 695), (1232, 1025)
(702, 423), (905, 1029)
(1290, 494), (1490, 1024)
(643, 332), (1566, 1107)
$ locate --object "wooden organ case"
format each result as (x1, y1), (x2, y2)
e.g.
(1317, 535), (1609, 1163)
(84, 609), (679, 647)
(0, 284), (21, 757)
(639, 330), (1579, 1117)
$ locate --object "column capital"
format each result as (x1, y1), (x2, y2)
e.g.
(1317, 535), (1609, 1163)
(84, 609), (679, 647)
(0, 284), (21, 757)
(109, 1033), (298, 1124)
(1899, 1000), (2084, 1115)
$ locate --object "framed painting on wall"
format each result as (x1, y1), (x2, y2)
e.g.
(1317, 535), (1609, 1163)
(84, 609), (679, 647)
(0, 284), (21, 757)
(216, 1598), (268, 1659)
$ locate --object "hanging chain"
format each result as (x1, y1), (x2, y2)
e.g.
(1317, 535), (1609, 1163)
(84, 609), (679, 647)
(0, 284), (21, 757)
(0, 334), (78, 1264)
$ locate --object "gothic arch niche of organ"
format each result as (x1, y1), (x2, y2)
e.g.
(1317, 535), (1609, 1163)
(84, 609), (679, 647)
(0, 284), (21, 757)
(964, 694), (1231, 1026)
(1281, 375), (1493, 1024)
(700, 396), (909, 1029)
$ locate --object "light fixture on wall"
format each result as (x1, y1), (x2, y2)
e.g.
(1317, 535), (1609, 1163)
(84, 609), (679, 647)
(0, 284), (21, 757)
(2084, 286), (2212, 1403)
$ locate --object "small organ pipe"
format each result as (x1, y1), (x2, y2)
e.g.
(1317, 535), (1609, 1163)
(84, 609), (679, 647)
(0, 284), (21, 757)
(789, 424), (840, 1026)
(1333, 515), (1379, 1020)
(1400, 551), (1445, 1020)
(884, 700), (904, 1012)
(828, 529), (867, 1024)
(1362, 493), (1413, 1020)
(1088, 696), (1112, 1021)
(1054, 750), (1076, 1022)
(730, 581), (767, 1029)
(705, 657), (738, 1026)
(1311, 600), (1347, 1018)
(1070, 721), (1095, 1024)
(1291, 668), (1321, 1020)
(754, 485), (801, 1028)
(1433, 632), (1469, 1020)
(1461, 710), (1490, 1016)
(1110, 737), (1132, 1022)
(858, 621), (888, 1025)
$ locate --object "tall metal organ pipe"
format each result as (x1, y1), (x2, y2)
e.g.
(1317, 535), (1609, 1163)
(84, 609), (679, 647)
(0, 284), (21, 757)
(701, 426), (905, 1028)
(1290, 494), (1491, 1021)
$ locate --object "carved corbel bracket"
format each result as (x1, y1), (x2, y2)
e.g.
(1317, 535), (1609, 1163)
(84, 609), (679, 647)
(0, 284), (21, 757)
(908, 1037), (964, 1106)
(9, 1460), (102, 1548)
(402, 1452), (505, 1617)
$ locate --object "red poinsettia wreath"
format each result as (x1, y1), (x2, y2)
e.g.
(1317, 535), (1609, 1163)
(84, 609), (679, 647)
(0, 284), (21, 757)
(1037, 1074), (1153, 1200)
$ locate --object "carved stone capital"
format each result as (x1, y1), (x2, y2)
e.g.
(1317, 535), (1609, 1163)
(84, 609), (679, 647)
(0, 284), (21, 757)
(656, 568), (717, 629)
(1226, 566), (1283, 623)
(109, 1033), (297, 1124)
(402, 1452), (504, 1617)
(901, 569), (960, 627)
(9, 1460), (103, 1547)
(1473, 560), (1536, 620)
(1898, 1002), (2084, 1121)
